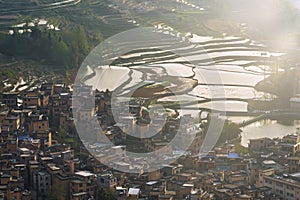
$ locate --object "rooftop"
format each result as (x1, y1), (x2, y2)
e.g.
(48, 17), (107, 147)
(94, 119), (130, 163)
(128, 188), (140, 195)
(75, 171), (95, 177)
(146, 181), (158, 186)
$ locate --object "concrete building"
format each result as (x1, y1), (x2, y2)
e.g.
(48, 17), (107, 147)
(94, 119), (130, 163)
(1, 92), (18, 108)
(281, 134), (300, 156)
(97, 172), (117, 189)
(33, 171), (51, 198)
(263, 173), (300, 200)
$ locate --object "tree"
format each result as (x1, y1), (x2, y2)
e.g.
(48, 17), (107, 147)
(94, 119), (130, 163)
(30, 26), (42, 40)
(200, 116), (242, 146)
(217, 120), (241, 145)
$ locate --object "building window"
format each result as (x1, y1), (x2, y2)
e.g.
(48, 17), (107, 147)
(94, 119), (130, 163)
(287, 185), (294, 190)
(276, 182), (283, 188)
(265, 179), (272, 184)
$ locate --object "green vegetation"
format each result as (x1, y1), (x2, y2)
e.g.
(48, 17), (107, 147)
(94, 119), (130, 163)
(0, 24), (92, 69)
(201, 116), (242, 146)
(0, 0), (135, 79)
(217, 120), (242, 145)
(233, 139), (249, 154)
(255, 69), (296, 108)
(200, 116), (248, 153)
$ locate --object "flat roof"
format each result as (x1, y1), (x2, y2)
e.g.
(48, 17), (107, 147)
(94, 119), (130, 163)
(128, 188), (140, 195)
(146, 181), (158, 186)
(183, 183), (194, 187)
(18, 148), (30, 152)
(75, 171), (95, 177)
(40, 157), (53, 161)
(48, 164), (60, 171)
(38, 171), (49, 176)
(72, 192), (87, 197)
(263, 160), (276, 165)
(291, 172), (300, 178)
(116, 186), (126, 190)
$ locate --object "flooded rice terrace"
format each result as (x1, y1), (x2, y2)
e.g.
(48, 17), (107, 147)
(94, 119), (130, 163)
(81, 26), (278, 112)
(79, 24), (296, 146)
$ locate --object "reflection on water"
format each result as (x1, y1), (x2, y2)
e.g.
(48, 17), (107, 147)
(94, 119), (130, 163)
(196, 101), (248, 112)
(81, 27), (289, 147)
(194, 67), (264, 86)
(85, 66), (130, 91)
(190, 85), (259, 99)
(240, 120), (300, 147)
(83, 29), (279, 112)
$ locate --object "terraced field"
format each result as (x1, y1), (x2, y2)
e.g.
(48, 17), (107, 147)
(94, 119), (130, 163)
(0, 0), (80, 14)
(0, 0), (136, 36)
(0, 0), (295, 111)
(0, 0), (80, 29)
(79, 25), (282, 117)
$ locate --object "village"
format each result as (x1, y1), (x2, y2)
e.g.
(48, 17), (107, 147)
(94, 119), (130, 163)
(0, 82), (299, 200)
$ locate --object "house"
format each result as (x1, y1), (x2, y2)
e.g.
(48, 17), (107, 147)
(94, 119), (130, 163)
(52, 173), (71, 200)
(97, 171), (117, 189)
(263, 173), (300, 200)
(73, 171), (97, 198)
(2, 115), (20, 132)
(281, 134), (300, 156)
(28, 114), (49, 133)
(1, 92), (18, 108)
(22, 93), (41, 108)
(33, 171), (51, 198)
(248, 138), (273, 154)
(255, 168), (275, 187)
(128, 188), (140, 200)
(161, 164), (183, 177)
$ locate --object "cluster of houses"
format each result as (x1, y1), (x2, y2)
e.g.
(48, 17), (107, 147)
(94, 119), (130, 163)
(0, 83), (300, 199)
